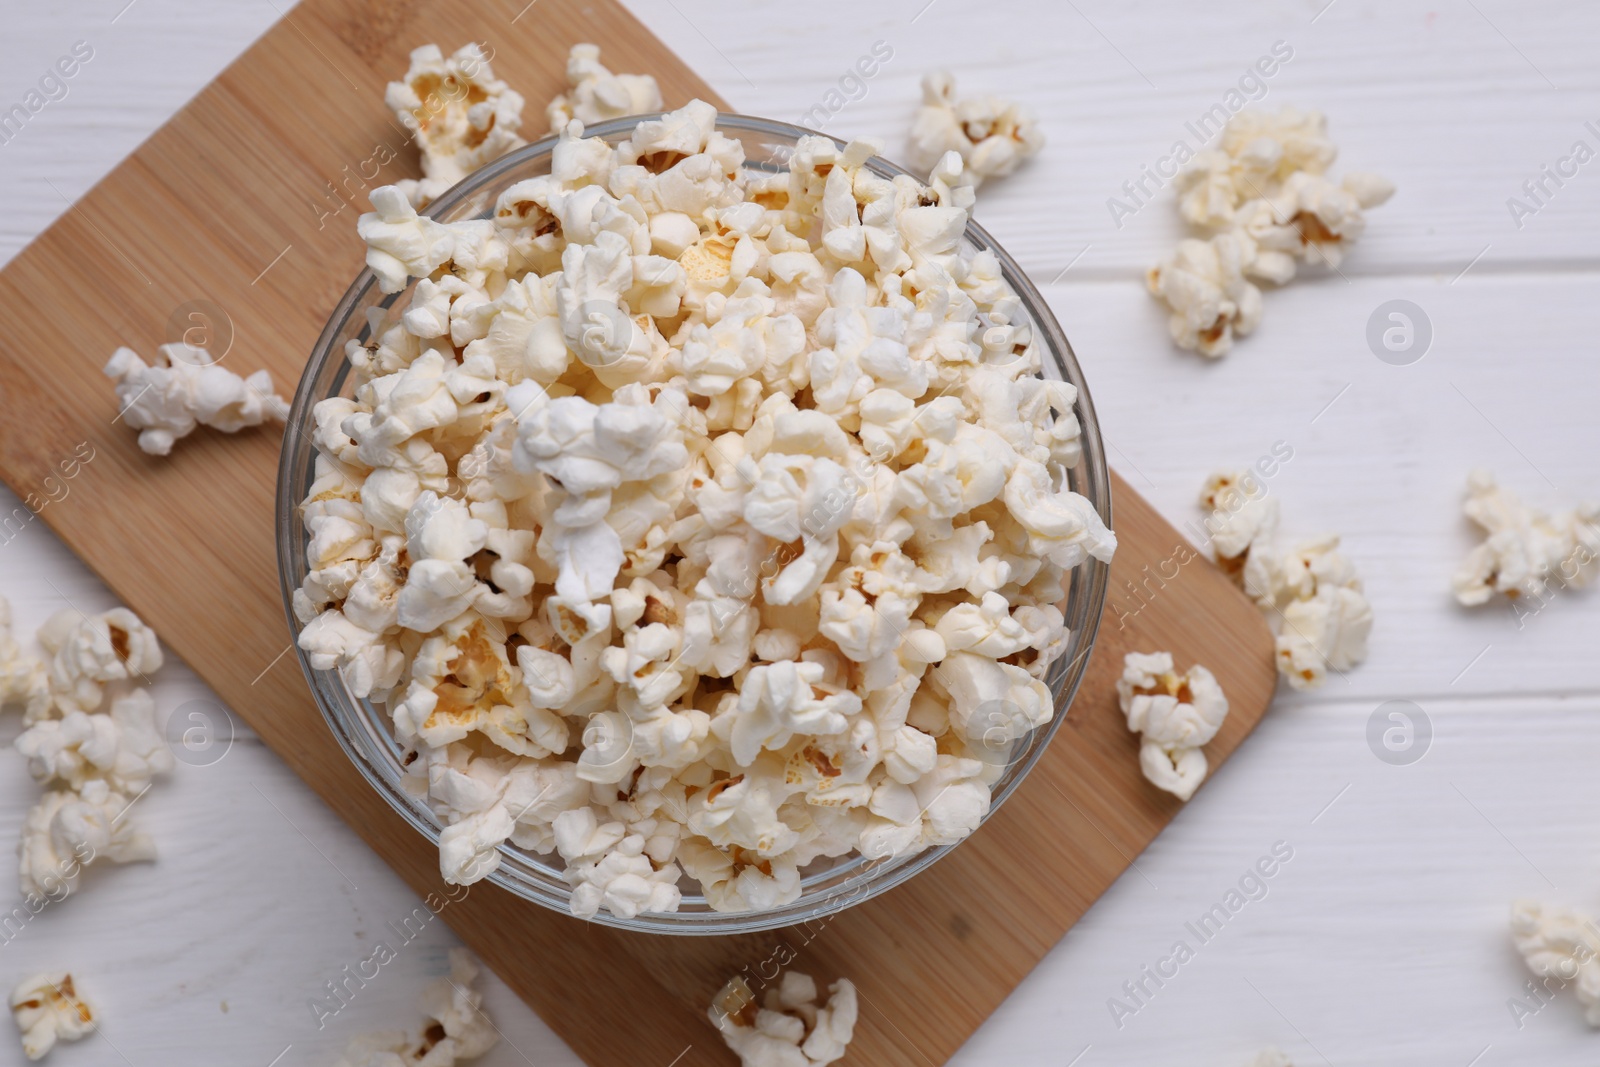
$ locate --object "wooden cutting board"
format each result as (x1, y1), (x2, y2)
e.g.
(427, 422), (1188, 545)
(0, 1), (1277, 1062)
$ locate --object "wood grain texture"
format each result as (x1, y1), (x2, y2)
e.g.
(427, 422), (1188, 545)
(0, 2), (1275, 1063)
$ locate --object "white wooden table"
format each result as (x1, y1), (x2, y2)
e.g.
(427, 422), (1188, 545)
(2, 1), (1598, 1064)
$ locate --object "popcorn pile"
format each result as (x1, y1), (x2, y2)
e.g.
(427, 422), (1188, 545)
(103, 344), (290, 456)
(297, 100), (1113, 918)
(1452, 470), (1599, 607)
(8, 973), (96, 1061)
(336, 949), (499, 1067)
(546, 43), (663, 134)
(2, 599), (173, 900)
(1148, 109), (1394, 356)
(1199, 471), (1372, 690)
(387, 43), (529, 210)
(710, 971), (857, 1067)
(1509, 899), (1600, 1027)
(906, 71), (1044, 189)
(1115, 651), (1228, 801)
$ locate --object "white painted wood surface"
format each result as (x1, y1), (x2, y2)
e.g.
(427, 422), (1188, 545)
(1, 1), (1597, 1063)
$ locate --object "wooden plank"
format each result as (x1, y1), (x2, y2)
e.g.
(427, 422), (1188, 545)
(0, 1), (1276, 1063)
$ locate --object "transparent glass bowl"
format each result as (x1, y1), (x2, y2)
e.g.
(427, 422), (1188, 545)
(275, 114), (1112, 935)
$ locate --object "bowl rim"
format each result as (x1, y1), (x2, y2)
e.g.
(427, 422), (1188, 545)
(275, 111), (1112, 935)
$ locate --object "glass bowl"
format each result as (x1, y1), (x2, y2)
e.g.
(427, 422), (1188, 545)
(276, 113), (1112, 935)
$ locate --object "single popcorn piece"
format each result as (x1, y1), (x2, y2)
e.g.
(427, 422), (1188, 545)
(1452, 469), (1600, 606)
(18, 781), (157, 899)
(710, 971), (858, 1067)
(1247, 169), (1396, 274)
(387, 43), (528, 209)
(1153, 108), (1393, 357)
(1146, 233), (1263, 358)
(1196, 472), (1372, 691)
(302, 99), (1113, 918)
(906, 70), (1044, 188)
(0, 597), (52, 722)
(1510, 900), (1600, 1027)
(1271, 534), (1373, 690)
(1198, 471), (1278, 605)
(103, 344), (290, 456)
(38, 606), (163, 714)
(9, 973), (95, 1061)
(16, 690), (175, 795)
(1116, 651), (1228, 801)
(335, 949), (499, 1067)
(546, 43), (664, 133)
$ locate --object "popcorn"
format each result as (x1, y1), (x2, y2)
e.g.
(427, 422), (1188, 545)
(19, 781), (157, 898)
(103, 345), (289, 455)
(728, 661), (860, 766)
(1256, 169), (1396, 273)
(387, 43), (528, 209)
(710, 971), (858, 1067)
(546, 43), (664, 133)
(1453, 470), (1600, 606)
(1198, 472), (1372, 690)
(302, 101), (1111, 917)
(1510, 900), (1600, 1027)
(16, 690), (175, 794)
(430, 756), (588, 884)
(9, 973), (95, 1061)
(932, 651), (1052, 746)
(906, 71), (1044, 188)
(7, 603), (171, 899)
(1271, 535), (1372, 690)
(554, 807), (683, 919)
(1198, 471), (1278, 605)
(359, 187), (461, 294)
(1145, 233), (1263, 358)
(0, 598), (51, 722)
(1116, 652), (1228, 801)
(1153, 108), (1393, 356)
(38, 607), (163, 714)
(335, 948), (499, 1066)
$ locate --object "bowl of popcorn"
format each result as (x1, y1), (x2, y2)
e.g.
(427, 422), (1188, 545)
(277, 102), (1115, 933)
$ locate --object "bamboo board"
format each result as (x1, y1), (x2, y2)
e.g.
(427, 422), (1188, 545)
(0, 2), (1278, 1062)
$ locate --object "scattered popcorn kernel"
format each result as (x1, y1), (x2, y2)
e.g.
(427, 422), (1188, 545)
(16, 689), (175, 795)
(335, 949), (499, 1067)
(1197, 472), (1371, 690)
(1153, 108), (1393, 356)
(1146, 233), (1263, 358)
(103, 345), (289, 456)
(9, 603), (171, 899)
(37, 607), (163, 715)
(1510, 900), (1600, 1027)
(9, 973), (95, 1061)
(18, 781), (157, 899)
(387, 43), (528, 209)
(710, 971), (858, 1067)
(1453, 469), (1599, 606)
(1272, 535), (1373, 690)
(906, 70), (1043, 188)
(1197, 471), (1278, 606)
(546, 43), (664, 133)
(1116, 651), (1229, 801)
